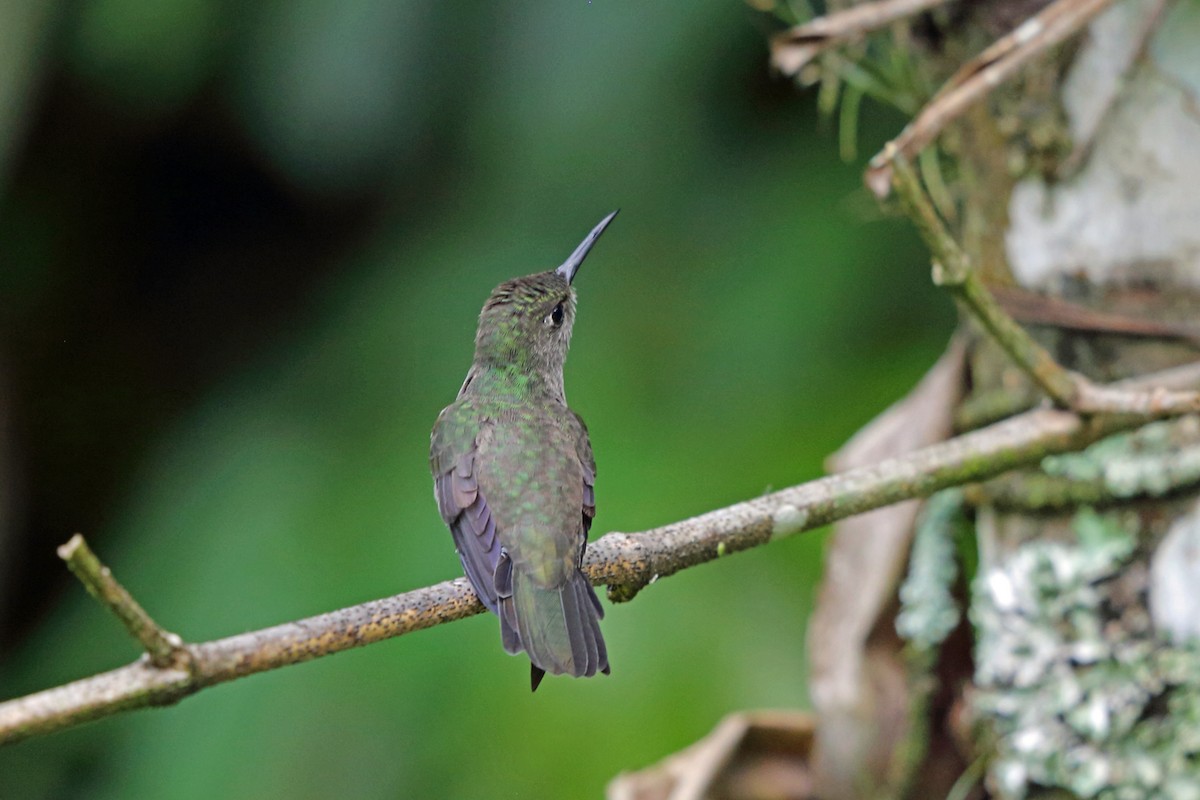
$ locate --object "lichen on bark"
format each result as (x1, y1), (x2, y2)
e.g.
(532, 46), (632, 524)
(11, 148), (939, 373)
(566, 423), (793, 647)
(972, 508), (1200, 800)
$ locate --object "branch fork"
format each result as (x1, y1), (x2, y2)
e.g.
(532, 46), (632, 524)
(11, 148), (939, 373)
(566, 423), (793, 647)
(882, 144), (1200, 420)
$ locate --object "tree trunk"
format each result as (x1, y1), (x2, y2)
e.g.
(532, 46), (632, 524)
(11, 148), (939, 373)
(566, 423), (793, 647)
(609, 3), (1200, 797)
(809, 1), (1200, 798)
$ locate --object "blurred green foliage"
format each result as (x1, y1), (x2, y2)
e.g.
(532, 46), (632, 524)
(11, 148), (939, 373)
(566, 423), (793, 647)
(0, 1), (952, 797)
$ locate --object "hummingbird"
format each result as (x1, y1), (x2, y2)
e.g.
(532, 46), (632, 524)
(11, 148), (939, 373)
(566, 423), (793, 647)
(430, 211), (617, 691)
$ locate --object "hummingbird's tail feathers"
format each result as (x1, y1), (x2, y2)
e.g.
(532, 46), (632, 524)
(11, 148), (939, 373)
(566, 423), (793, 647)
(503, 568), (609, 687)
(531, 665), (546, 692)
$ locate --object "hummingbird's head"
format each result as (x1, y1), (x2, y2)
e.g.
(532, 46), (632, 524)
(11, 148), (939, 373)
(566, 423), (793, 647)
(473, 211), (617, 379)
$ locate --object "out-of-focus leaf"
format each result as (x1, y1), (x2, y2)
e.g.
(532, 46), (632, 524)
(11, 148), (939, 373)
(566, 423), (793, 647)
(808, 335), (966, 799)
(608, 711), (815, 800)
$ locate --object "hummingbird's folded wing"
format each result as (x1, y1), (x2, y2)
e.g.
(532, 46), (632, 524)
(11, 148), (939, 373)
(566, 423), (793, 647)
(573, 411), (597, 543)
(433, 445), (503, 614)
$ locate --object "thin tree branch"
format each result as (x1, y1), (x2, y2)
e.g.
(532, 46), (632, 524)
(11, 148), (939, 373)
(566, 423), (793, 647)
(3, 382), (1191, 747)
(1072, 382), (1200, 416)
(1, 578), (484, 746)
(956, 359), (1200, 431)
(886, 147), (1200, 418)
(990, 284), (1200, 346)
(57, 534), (189, 670)
(886, 146), (1083, 406)
(770, 0), (953, 76)
(865, 0), (1118, 197)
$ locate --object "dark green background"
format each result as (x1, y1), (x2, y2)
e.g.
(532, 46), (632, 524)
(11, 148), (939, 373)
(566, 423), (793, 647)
(0, 2), (950, 797)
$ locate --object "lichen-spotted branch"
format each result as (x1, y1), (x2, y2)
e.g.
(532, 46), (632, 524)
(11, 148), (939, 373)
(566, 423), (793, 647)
(3, 378), (1191, 747)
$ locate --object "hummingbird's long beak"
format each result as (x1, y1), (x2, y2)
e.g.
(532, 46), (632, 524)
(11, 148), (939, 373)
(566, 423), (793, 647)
(555, 209), (619, 284)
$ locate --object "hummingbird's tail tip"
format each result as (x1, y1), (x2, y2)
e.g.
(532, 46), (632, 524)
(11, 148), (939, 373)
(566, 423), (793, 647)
(531, 665), (546, 692)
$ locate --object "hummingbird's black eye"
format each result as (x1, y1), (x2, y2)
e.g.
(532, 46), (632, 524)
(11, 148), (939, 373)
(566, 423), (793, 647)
(547, 303), (565, 328)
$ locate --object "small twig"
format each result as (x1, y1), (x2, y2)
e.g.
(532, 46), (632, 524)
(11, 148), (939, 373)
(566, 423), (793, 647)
(57, 534), (188, 670)
(1073, 382), (1200, 416)
(957, 359), (1200, 431)
(886, 146), (1082, 406)
(771, 0), (952, 76)
(964, 471), (1112, 510)
(866, 0), (1118, 197)
(991, 284), (1200, 347)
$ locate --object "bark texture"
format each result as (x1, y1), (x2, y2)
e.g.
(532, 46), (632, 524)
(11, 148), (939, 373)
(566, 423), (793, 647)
(809, 2), (1200, 799)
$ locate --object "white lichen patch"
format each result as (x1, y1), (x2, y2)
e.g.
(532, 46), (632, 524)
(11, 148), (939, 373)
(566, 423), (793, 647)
(770, 503), (808, 540)
(972, 509), (1200, 800)
(1042, 418), (1200, 500)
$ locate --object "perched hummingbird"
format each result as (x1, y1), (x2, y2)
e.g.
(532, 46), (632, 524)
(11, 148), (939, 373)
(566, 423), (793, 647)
(430, 211), (617, 691)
